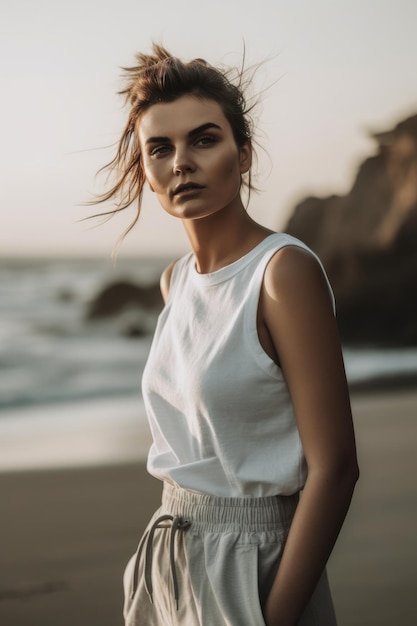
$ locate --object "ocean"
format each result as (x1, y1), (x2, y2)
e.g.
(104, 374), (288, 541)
(1, 257), (416, 471)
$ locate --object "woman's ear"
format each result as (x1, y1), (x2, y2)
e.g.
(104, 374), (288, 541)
(239, 142), (252, 174)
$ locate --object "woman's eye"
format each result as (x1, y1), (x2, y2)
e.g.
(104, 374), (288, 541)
(150, 145), (171, 157)
(195, 135), (216, 146)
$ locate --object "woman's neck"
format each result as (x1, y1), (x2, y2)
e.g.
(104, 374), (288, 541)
(182, 206), (273, 274)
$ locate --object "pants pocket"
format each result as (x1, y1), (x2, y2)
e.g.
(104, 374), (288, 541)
(122, 553), (137, 621)
(244, 543), (269, 626)
(204, 539), (268, 626)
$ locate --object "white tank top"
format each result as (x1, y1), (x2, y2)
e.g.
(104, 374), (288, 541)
(142, 233), (334, 497)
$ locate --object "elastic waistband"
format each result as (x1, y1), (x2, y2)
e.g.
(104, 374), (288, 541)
(162, 482), (299, 532)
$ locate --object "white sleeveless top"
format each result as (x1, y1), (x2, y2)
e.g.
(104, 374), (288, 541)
(141, 233), (334, 497)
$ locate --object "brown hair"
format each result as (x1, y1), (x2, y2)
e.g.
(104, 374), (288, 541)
(90, 44), (257, 238)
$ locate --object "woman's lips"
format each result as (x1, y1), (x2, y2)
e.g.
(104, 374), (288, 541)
(173, 183), (205, 196)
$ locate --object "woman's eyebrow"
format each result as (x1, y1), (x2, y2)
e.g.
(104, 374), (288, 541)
(188, 122), (222, 137)
(145, 122), (222, 145)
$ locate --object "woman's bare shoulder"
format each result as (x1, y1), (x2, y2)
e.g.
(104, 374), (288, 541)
(160, 259), (179, 303)
(263, 244), (330, 305)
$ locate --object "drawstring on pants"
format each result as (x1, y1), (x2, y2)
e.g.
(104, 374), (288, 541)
(130, 514), (192, 610)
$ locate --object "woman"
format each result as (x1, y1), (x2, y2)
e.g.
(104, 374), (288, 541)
(93, 44), (359, 626)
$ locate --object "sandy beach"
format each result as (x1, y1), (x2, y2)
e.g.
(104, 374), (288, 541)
(0, 388), (416, 626)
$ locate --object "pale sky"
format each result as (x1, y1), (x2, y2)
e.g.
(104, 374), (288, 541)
(1, 0), (417, 258)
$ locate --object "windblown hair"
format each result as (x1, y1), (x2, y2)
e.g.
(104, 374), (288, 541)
(90, 44), (257, 239)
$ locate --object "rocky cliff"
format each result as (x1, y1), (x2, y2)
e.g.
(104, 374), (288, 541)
(285, 113), (417, 346)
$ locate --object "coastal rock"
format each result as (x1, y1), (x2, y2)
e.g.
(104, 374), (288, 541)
(86, 280), (163, 336)
(285, 113), (417, 346)
(86, 280), (163, 319)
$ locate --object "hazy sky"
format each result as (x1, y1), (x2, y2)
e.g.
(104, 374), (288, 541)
(2, 0), (417, 258)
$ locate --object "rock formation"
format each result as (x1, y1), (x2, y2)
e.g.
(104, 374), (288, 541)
(285, 113), (417, 346)
(86, 280), (163, 337)
(86, 281), (163, 319)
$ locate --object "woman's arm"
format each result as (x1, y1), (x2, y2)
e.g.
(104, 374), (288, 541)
(261, 246), (359, 626)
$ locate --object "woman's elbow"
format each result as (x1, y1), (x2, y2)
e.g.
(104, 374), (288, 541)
(334, 455), (360, 495)
(342, 460), (360, 500)
(309, 454), (360, 492)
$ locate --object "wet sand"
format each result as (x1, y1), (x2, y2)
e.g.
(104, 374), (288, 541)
(1, 389), (416, 625)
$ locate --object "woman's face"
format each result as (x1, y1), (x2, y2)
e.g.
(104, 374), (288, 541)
(137, 95), (251, 221)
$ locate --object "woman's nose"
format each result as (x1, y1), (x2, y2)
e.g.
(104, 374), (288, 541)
(173, 149), (195, 175)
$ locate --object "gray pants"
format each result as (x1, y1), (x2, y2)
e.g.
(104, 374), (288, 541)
(123, 482), (337, 625)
